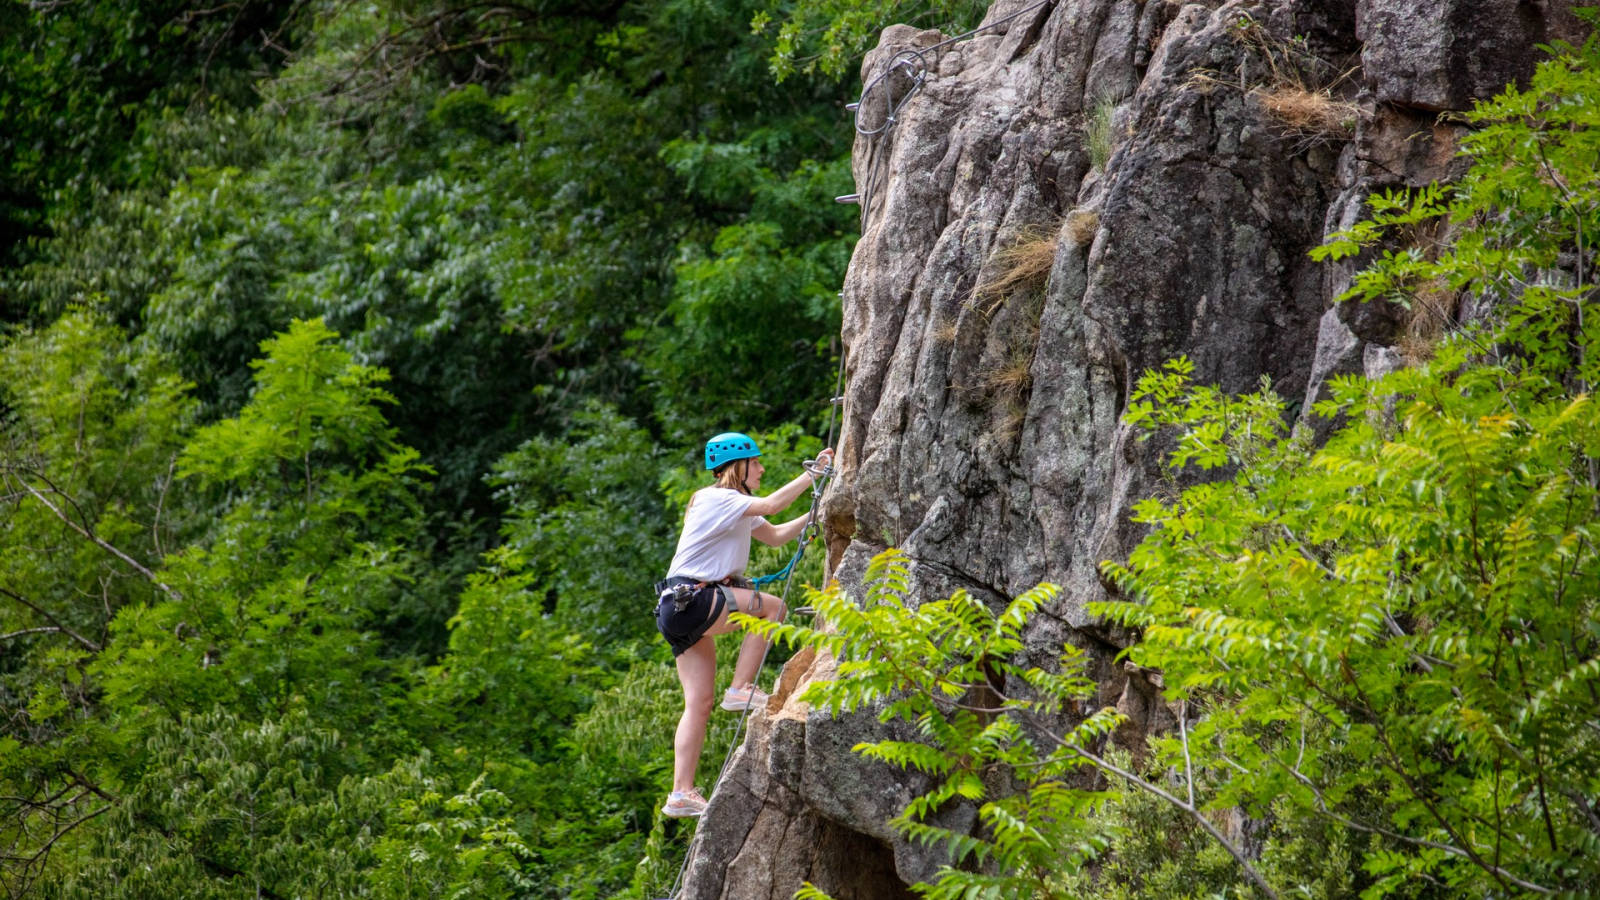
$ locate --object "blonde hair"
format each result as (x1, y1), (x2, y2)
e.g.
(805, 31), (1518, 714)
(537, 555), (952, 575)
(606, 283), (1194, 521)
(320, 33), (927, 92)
(712, 458), (753, 495)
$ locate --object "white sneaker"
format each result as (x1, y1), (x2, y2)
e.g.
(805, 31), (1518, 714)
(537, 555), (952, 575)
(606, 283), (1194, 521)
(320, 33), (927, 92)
(721, 685), (769, 711)
(662, 790), (707, 818)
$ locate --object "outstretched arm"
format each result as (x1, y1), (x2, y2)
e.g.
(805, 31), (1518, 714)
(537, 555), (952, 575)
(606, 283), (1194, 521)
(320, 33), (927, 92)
(752, 514), (811, 547)
(743, 449), (834, 519)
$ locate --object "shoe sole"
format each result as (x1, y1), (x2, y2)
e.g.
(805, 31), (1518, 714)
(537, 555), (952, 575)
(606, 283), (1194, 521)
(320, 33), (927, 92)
(721, 694), (768, 711)
(662, 805), (705, 818)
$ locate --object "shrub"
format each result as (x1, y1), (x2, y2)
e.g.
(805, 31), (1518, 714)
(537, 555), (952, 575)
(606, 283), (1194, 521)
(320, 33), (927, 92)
(1097, 27), (1600, 898)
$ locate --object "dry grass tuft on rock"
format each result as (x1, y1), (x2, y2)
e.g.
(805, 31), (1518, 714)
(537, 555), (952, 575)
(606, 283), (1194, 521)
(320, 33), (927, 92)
(981, 347), (1036, 441)
(1252, 85), (1358, 136)
(977, 222), (1060, 312)
(1065, 209), (1100, 246)
(980, 347), (1035, 397)
(1188, 12), (1360, 145)
(1399, 278), (1462, 365)
(997, 399), (1029, 442)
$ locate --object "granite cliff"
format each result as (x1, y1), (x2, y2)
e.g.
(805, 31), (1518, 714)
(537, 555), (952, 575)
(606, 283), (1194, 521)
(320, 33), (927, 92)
(678, 1), (1590, 896)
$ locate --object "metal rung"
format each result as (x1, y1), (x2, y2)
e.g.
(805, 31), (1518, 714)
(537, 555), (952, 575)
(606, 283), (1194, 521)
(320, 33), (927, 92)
(845, 102), (860, 111)
(830, 396), (844, 404)
(794, 606), (816, 616)
(835, 194), (861, 204)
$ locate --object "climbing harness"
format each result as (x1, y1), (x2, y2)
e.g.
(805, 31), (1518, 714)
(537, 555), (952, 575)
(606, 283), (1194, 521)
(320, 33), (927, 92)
(660, 4), (1063, 895)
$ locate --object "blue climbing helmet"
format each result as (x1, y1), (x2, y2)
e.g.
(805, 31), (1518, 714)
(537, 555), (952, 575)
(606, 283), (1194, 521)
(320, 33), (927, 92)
(705, 432), (761, 470)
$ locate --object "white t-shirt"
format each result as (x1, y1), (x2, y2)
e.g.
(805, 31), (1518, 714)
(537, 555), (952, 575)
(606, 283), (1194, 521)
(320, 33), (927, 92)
(667, 487), (766, 581)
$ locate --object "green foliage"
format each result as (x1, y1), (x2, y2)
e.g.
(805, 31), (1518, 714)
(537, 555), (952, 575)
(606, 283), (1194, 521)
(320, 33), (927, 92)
(415, 547), (593, 763)
(754, 0), (988, 80)
(1058, 764), (1366, 900)
(1, 0), (863, 895)
(1099, 352), (1600, 895)
(0, 312), (446, 896)
(57, 709), (422, 900)
(180, 317), (418, 491)
(99, 318), (431, 732)
(1311, 31), (1599, 366)
(1087, 97), (1117, 171)
(744, 549), (1121, 900)
(372, 773), (538, 900)
(650, 148), (854, 440)
(0, 0), (305, 265)
(6, 0), (854, 570)
(0, 308), (195, 635)
(0, 310), (197, 896)
(1091, 33), (1600, 899)
(490, 404), (672, 640)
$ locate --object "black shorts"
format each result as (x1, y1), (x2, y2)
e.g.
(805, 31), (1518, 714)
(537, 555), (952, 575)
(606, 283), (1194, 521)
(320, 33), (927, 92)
(655, 582), (727, 657)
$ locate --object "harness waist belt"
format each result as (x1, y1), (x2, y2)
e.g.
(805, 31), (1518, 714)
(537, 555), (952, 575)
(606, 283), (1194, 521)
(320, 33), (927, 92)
(655, 576), (753, 595)
(654, 576), (698, 597)
(654, 576), (750, 614)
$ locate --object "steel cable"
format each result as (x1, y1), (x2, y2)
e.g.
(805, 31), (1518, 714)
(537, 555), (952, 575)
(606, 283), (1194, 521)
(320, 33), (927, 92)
(847, 0), (1058, 224)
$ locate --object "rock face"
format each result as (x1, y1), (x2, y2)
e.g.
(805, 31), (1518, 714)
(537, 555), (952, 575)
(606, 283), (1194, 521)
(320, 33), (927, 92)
(1357, 0), (1588, 112)
(677, 1), (1587, 896)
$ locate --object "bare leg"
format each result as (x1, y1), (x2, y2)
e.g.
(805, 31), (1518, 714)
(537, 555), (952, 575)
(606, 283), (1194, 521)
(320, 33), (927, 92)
(710, 589), (786, 690)
(672, 638), (716, 793)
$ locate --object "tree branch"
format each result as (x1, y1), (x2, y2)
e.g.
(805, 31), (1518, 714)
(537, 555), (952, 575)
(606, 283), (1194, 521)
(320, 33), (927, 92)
(1340, 655), (1547, 894)
(977, 681), (1282, 900)
(0, 627), (69, 642)
(0, 804), (111, 866)
(1061, 731), (1282, 900)
(0, 586), (101, 652)
(1263, 748), (1554, 895)
(1179, 699), (1196, 809)
(10, 470), (176, 597)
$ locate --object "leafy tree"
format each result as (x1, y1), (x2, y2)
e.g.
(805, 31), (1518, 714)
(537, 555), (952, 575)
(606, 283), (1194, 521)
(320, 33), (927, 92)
(489, 404), (673, 641)
(98, 318), (433, 733)
(412, 545), (593, 765)
(1094, 33), (1600, 899)
(134, 124), (545, 540)
(56, 710), (430, 900)
(0, 309), (196, 896)
(649, 146), (854, 441)
(1055, 774), (1367, 900)
(748, 550), (1126, 900)
(371, 771), (540, 900)
(2, 0), (868, 895)
(1, 315), (445, 895)
(753, 0), (987, 80)
(0, 0), (307, 269)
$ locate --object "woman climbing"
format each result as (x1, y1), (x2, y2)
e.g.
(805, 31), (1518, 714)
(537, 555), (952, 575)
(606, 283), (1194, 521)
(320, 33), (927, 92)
(655, 432), (834, 818)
